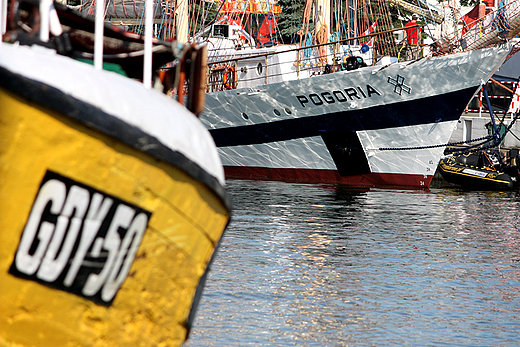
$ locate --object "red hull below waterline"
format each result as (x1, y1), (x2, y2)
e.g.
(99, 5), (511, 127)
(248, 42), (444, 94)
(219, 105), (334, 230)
(224, 166), (433, 188)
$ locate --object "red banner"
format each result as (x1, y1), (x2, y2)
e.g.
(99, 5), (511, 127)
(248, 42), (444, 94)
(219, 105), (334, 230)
(217, 0), (281, 14)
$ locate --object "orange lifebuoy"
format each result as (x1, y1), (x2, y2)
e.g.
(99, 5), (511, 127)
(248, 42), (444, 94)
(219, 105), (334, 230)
(223, 65), (235, 90)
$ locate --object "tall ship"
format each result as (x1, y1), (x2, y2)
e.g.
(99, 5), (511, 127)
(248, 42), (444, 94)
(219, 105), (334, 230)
(201, 44), (510, 188)
(194, 0), (520, 188)
(69, 0), (520, 189)
(0, 1), (230, 346)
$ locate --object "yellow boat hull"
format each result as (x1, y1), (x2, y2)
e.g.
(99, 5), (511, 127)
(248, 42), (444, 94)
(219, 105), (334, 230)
(0, 83), (230, 346)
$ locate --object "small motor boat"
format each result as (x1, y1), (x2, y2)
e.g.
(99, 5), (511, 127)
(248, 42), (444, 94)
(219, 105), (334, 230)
(438, 149), (520, 190)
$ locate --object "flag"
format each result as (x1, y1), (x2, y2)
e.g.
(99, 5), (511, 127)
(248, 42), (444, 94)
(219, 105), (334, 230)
(507, 78), (520, 115)
(361, 20), (377, 47)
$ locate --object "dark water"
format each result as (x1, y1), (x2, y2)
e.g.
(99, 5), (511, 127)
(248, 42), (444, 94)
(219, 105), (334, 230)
(185, 180), (520, 346)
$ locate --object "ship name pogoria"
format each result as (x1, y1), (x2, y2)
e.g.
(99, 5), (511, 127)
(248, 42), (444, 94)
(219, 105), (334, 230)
(296, 84), (381, 108)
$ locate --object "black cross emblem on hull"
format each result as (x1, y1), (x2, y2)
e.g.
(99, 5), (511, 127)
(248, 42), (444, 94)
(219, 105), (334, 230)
(387, 74), (411, 95)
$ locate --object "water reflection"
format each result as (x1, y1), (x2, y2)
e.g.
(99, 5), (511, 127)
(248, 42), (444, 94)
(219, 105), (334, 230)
(186, 181), (520, 346)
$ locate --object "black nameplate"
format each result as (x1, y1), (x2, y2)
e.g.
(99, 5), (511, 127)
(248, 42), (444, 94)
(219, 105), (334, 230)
(9, 171), (152, 306)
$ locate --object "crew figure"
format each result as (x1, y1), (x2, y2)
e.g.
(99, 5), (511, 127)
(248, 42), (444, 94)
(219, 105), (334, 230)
(403, 14), (422, 60)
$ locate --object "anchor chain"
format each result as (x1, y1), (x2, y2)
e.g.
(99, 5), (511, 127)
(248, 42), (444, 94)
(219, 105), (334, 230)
(378, 134), (493, 151)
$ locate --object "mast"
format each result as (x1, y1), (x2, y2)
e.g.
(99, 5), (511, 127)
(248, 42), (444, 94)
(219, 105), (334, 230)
(94, 0), (105, 70)
(144, 0), (153, 88)
(316, 0), (331, 35)
(0, 0), (6, 37)
(315, 0), (331, 64)
(176, 0), (189, 42)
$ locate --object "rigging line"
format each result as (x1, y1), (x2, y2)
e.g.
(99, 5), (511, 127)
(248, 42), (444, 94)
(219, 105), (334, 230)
(168, 0), (175, 38)
(423, 0), (437, 33)
(360, 0), (369, 36)
(172, 0), (178, 39)
(156, 0), (170, 39)
(132, 0), (137, 20)
(490, 77), (516, 93)
(136, 0), (147, 35)
(87, 0), (95, 17)
(160, 0), (167, 39)
(373, 0), (390, 56)
(192, 0), (205, 40)
(450, 126), (518, 155)
(341, 0), (350, 42)
(121, 0), (129, 17)
(336, 0), (341, 35)
(342, 0), (349, 42)
(354, 0), (359, 42)
(383, 0), (398, 56)
(449, 113), (520, 155)
(102, 0), (109, 22)
(167, 0), (175, 38)
(269, 7), (279, 44)
(336, 0), (343, 38)
(495, 111), (520, 141)
(396, 1), (404, 28)
(79, 44), (167, 59)
(507, 128), (520, 142)
(200, 0), (205, 40)
(188, 0), (195, 39)
(272, 7), (284, 44)
(505, 112), (520, 134)
(483, 84), (500, 143)
(414, 0), (434, 39)
(198, 0), (226, 39)
(156, 13), (165, 39)
(267, 13), (274, 45)
(312, 0), (317, 44)
(107, 0), (113, 18)
(341, 0), (347, 39)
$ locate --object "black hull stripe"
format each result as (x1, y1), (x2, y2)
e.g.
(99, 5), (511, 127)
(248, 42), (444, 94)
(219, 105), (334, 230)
(210, 87), (477, 147)
(0, 66), (231, 210)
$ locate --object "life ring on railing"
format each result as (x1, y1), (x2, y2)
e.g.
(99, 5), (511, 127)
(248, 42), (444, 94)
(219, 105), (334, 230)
(223, 65), (235, 90)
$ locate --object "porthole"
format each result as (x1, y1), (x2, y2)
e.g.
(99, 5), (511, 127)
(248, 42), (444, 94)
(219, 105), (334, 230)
(242, 113), (249, 120)
(257, 63), (263, 75)
(273, 109), (281, 117)
(284, 108), (292, 115)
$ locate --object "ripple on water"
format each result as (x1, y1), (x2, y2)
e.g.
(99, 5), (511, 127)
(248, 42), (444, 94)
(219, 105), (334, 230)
(185, 181), (520, 346)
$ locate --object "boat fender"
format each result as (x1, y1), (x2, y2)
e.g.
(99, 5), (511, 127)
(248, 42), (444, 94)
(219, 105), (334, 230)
(223, 65), (235, 90)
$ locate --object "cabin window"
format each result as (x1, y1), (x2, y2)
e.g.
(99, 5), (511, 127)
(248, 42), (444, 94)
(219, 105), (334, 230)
(273, 109), (281, 117)
(242, 113), (249, 120)
(257, 63), (263, 75)
(284, 108), (292, 115)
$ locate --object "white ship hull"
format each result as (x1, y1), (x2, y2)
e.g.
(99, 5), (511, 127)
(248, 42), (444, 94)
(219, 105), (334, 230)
(200, 44), (510, 188)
